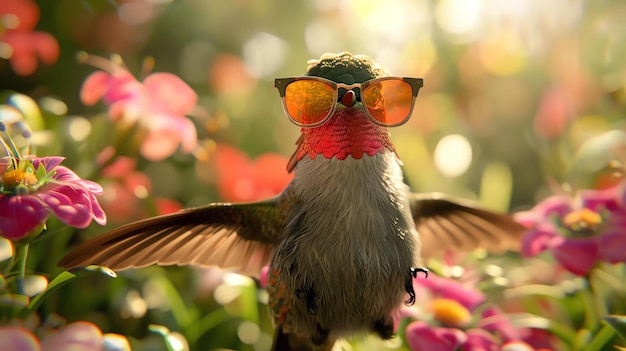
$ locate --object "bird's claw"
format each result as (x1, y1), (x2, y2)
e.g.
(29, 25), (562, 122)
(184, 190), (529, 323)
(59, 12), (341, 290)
(410, 267), (428, 279)
(405, 266), (428, 306)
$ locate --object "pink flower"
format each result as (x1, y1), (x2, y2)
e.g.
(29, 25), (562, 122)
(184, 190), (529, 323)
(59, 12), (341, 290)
(0, 321), (131, 351)
(0, 0), (60, 76)
(79, 54), (198, 161)
(406, 321), (467, 351)
(405, 275), (519, 351)
(0, 156), (107, 241)
(515, 182), (626, 275)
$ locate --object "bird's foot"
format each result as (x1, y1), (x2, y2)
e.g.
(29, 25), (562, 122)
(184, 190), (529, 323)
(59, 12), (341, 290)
(372, 318), (395, 340)
(405, 267), (429, 306)
(312, 323), (329, 346)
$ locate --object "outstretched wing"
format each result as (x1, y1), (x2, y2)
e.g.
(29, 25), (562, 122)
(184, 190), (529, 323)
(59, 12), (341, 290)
(58, 198), (283, 279)
(410, 193), (526, 259)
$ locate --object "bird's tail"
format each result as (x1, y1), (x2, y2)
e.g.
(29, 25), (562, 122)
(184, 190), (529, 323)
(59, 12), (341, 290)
(271, 324), (337, 351)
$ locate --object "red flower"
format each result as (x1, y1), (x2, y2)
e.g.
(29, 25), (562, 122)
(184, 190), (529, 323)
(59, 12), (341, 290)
(99, 155), (181, 223)
(208, 143), (293, 202)
(0, 156), (106, 241)
(80, 54), (198, 161)
(0, 0), (59, 76)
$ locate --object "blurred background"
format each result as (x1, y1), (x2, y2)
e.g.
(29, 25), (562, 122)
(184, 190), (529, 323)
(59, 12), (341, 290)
(2, 0), (626, 350)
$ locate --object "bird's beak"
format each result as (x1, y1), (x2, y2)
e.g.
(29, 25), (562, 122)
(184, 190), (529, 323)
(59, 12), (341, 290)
(341, 90), (357, 107)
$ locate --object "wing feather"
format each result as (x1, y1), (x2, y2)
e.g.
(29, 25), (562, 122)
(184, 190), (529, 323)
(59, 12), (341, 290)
(411, 193), (526, 259)
(58, 199), (282, 279)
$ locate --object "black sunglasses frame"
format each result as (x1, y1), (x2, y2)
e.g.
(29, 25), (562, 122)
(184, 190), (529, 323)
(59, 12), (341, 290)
(274, 76), (424, 127)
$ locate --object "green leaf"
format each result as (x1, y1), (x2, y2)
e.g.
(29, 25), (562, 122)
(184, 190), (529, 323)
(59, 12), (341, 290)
(35, 162), (47, 181)
(149, 325), (189, 351)
(19, 271), (78, 318)
(20, 267), (115, 319)
(509, 313), (577, 346)
(574, 329), (592, 351)
(604, 315), (626, 342)
(584, 323), (617, 351)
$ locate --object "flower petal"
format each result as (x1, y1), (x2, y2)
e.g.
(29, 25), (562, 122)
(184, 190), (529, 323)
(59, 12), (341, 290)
(416, 274), (485, 310)
(32, 31), (60, 64)
(32, 156), (65, 172)
(580, 185), (622, 212)
(0, 326), (41, 351)
(80, 71), (113, 106)
(462, 328), (500, 351)
(39, 188), (92, 228)
(521, 223), (559, 257)
(479, 307), (519, 342)
(405, 321), (467, 351)
(552, 237), (599, 275)
(143, 73), (198, 116)
(597, 229), (626, 263)
(139, 127), (182, 161)
(86, 191), (107, 225)
(513, 211), (543, 228)
(0, 195), (48, 241)
(529, 195), (573, 218)
(41, 321), (103, 351)
(179, 117), (198, 153)
(0, 0), (40, 30)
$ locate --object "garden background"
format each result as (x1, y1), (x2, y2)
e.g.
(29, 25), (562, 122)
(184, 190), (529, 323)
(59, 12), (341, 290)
(2, 0), (626, 350)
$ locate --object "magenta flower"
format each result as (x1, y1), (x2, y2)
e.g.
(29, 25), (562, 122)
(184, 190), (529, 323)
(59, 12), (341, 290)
(79, 54), (199, 161)
(406, 322), (467, 351)
(0, 156), (107, 241)
(0, 321), (131, 351)
(405, 274), (519, 351)
(515, 182), (626, 276)
(0, 0), (60, 76)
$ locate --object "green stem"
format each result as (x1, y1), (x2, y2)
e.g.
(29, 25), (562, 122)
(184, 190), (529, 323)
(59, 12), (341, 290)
(15, 243), (29, 295)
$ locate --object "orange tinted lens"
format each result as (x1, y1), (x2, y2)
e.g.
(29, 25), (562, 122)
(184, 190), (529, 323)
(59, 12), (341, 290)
(363, 80), (413, 125)
(284, 80), (335, 125)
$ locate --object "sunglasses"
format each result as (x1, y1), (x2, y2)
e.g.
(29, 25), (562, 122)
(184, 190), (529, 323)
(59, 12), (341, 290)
(274, 76), (423, 127)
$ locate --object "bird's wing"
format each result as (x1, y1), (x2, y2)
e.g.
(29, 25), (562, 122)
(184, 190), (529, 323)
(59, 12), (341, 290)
(410, 193), (526, 260)
(58, 198), (282, 279)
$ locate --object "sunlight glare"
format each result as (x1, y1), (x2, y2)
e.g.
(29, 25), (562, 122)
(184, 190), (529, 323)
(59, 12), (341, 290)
(436, 0), (482, 41)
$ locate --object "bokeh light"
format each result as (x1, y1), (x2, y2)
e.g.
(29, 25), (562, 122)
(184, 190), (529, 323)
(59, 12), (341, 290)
(433, 134), (472, 178)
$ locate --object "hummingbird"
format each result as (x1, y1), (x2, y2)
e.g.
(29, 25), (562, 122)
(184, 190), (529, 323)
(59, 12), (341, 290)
(59, 52), (525, 351)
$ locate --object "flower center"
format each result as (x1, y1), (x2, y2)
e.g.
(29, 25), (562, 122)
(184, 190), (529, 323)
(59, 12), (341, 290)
(563, 208), (602, 232)
(2, 169), (38, 193)
(431, 298), (472, 328)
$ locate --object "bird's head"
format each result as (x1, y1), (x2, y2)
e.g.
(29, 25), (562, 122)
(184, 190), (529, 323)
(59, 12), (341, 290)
(276, 52), (423, 172)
